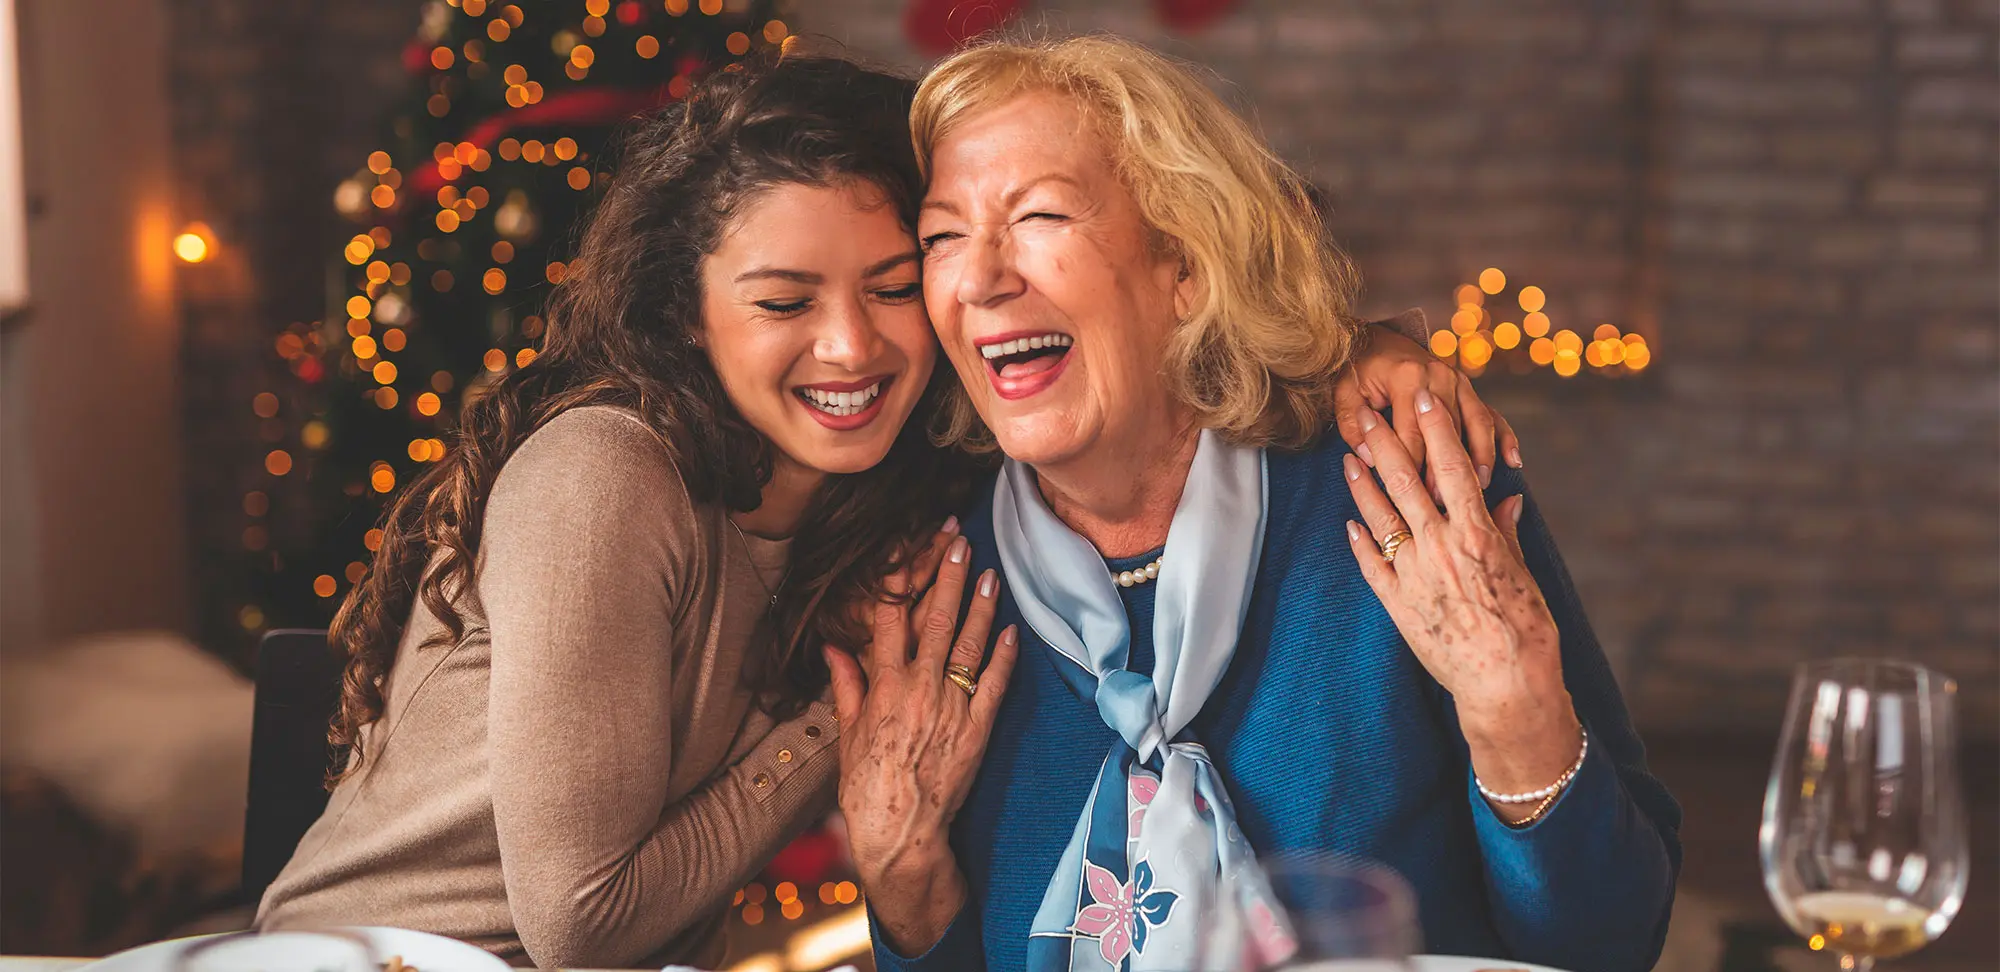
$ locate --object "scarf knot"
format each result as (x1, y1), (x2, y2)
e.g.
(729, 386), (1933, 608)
(1096, 670), (1164, 760)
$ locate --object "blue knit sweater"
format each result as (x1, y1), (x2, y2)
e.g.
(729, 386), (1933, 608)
(873, 433), (1682, 972)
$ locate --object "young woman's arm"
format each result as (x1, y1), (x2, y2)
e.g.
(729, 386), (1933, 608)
(480, 409), (838, 968)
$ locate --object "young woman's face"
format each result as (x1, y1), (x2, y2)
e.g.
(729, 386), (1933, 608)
(699, 180), (934, 477)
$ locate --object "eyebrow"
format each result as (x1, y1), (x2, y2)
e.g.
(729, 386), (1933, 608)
(920, 174), (1085, 214)
(733, 251), (921, 285)
(734, 268), (821, 284)
(864, 251), (922, 277)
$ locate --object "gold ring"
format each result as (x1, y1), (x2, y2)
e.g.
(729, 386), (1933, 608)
(944, 664), (979, 697)
(1379, 529), (1414, 564)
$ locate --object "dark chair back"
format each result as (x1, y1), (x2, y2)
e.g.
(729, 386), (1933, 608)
(242, 628), (345, 903)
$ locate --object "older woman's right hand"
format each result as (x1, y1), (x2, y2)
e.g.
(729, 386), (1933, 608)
(823, 531), (1020, 954)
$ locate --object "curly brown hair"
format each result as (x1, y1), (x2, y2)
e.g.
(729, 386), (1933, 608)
(327, 55), (990, 780)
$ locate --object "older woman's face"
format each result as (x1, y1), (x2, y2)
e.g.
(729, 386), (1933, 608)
(918, 91), (1191, 469)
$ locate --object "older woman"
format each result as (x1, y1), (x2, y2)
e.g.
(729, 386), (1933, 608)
(828, 36), (1680, 972)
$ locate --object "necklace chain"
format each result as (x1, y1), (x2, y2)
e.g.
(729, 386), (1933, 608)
(725, 515), (781, 604)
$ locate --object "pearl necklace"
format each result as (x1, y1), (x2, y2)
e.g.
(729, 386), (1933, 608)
(1113, 556), (1164, 588)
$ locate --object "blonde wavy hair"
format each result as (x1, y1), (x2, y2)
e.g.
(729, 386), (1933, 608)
(913, 34), (1364, 451)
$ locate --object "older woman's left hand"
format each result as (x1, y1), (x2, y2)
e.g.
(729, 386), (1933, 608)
(1341, 388), (1583, 824)
(1334, 326), (1521, 489)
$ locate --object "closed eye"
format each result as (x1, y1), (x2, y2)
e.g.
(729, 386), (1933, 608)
(754, 298), (811, 315)
(872, 282), (922, 302)
(1022, 212), (1067, 223)
(919, 231), (961, 251)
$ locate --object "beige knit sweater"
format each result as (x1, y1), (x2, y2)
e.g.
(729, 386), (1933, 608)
(256, 406), (839, 969)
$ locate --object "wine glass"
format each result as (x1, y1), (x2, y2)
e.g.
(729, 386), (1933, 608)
(1198, 855), (1421, 971)
(1761, 658), (1968, 970)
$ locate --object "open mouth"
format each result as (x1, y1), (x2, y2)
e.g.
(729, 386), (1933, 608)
(979, 333), (1074, 380)
(796, 379), (885, 417)
(793, 376), (894, 431)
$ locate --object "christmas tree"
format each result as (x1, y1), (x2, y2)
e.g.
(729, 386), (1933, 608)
(245, 0), (786, 637)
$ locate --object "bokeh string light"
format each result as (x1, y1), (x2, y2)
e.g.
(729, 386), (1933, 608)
(238, 0), (787, 634)
(1430, 267), (1654, 379)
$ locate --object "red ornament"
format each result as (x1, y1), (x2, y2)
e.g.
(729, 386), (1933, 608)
(401, 38), (434, 75)
(763, 827), (845, 885)
(903, 0), (1026, 56)
(615, 1), (643, 26)
(1154, 0), (1241, 33)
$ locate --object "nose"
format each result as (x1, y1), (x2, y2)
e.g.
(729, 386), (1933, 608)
(813, 296), (887, 370)
(955, 230), (1026, 309)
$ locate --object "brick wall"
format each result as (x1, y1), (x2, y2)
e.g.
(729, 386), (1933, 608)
(796, 0), (1999, 736)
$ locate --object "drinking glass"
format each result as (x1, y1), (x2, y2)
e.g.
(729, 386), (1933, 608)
(1197, 856), (1421, 971)
(1761, 659), (1968, 970)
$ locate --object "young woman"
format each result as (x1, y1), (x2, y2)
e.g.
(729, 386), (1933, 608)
(255, 53), (1510, 968)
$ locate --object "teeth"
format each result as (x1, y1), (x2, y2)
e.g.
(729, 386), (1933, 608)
(800, 380), (883, 416)
(980, 334), (1073, 359)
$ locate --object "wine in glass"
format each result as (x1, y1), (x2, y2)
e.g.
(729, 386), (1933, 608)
(1761, 658), (1967, 970)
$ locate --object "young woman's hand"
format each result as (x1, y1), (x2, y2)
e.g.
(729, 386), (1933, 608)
(824, 531), (1020, 953)
(1335, 325), (1521, 490)
(1342, 391), (1581, 824)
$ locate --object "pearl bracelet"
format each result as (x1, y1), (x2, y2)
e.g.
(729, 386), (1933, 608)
(1476, 726), (1589, 805)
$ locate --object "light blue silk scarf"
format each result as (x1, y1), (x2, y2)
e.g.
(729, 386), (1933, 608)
(993, 429), (1297, 971)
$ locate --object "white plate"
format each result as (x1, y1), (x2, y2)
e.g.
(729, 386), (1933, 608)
(77, 928), (510, 972)
(1284, 959), (1569, 972)
(1412, 958), (1570, 972)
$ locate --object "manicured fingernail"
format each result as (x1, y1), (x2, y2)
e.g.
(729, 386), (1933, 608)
(1355, 441), (1375, 467)
(1343, 455), (1361, 482)
(978, 569), (996, 598)
(1507, 446), (1523, 468)
(1346, 520), (1361, 542)
(1512, 496), (1525, 525)
(1001, 625), (1018, 646)
(1477, 465), (1492, 489)
(1358, 409), (1379, 432)
(1416, 389), (1435, 414)
(942, 515), (960, 534)
(949, 537), (968, 564)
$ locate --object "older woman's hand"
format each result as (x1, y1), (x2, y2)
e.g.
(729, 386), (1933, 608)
(823, 532), (1020, 953)
(1335, 326), (1521, 489)
(1341, 389), (1582, 824)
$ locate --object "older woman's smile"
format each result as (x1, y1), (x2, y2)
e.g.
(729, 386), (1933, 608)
(976, 331), (1074, 399)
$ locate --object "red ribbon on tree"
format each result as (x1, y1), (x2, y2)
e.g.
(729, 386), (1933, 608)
(399, 84), (683, 209)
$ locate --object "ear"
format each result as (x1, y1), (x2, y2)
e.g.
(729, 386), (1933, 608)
(1171, 254), (1199, 322)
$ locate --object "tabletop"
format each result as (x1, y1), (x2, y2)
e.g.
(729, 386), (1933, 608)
(0, 963), (643, 972)
(0, 959), (1563, 972)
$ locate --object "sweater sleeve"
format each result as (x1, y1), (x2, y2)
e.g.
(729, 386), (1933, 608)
(870, 901), (987, 972)
(1456, 465), (1683, 972)
(1370, 307), (1432, 344)
(480, 409), (838, 968)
